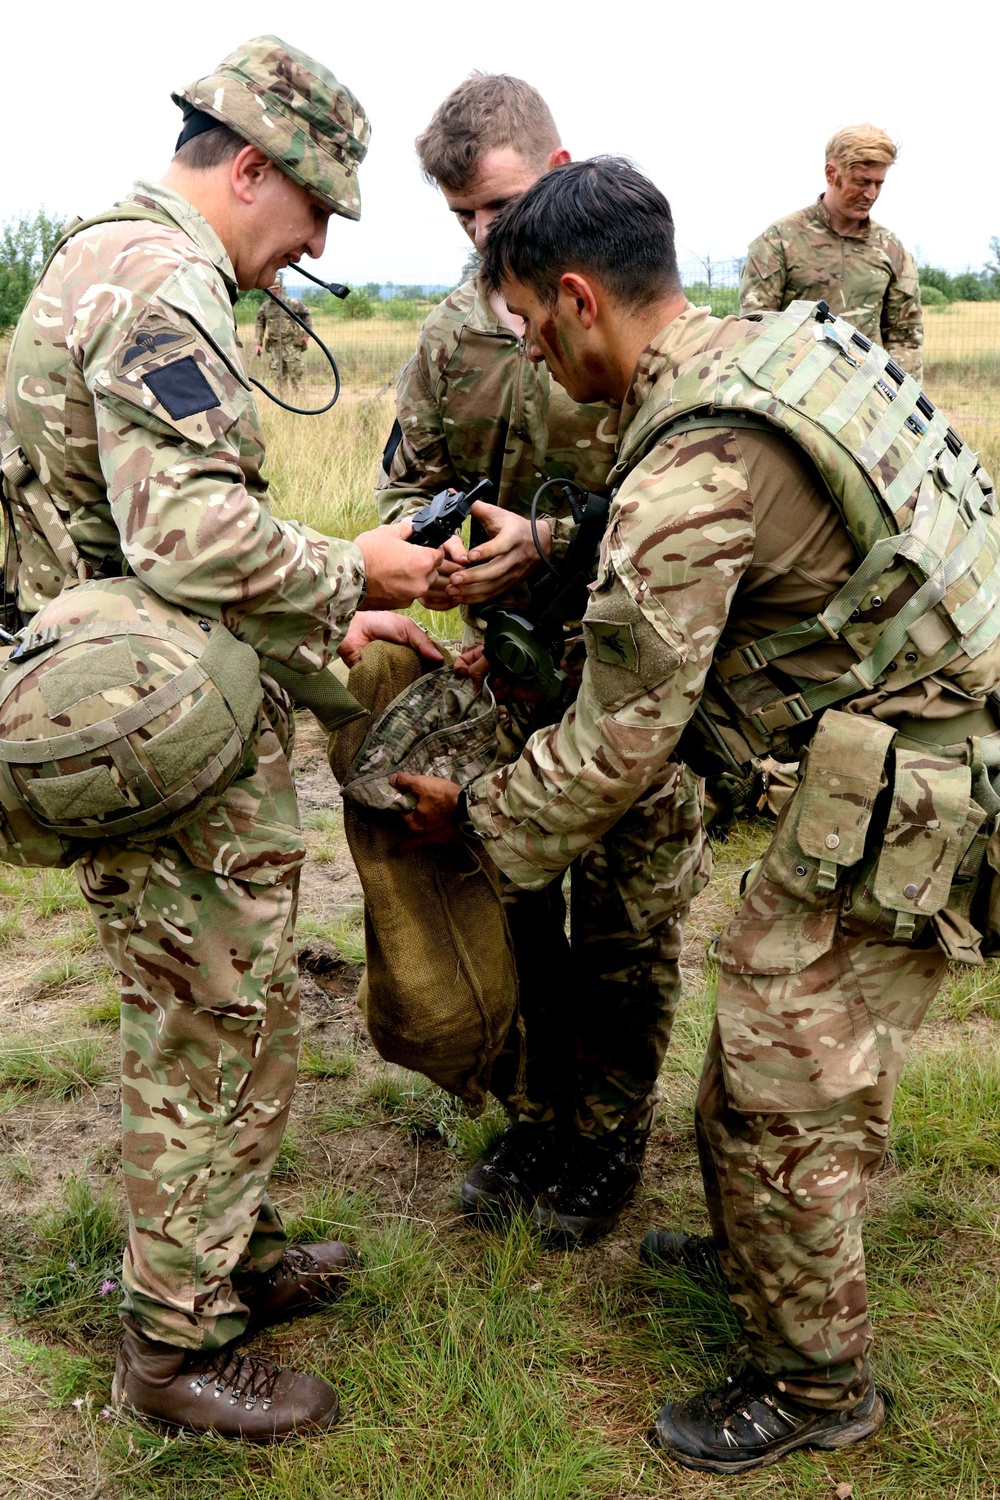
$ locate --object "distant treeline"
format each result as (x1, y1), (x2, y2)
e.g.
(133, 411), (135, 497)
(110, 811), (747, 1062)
(2, 210), (1000, 335)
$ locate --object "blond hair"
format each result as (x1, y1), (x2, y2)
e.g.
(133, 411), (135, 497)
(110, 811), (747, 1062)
(416, 74), (561, 191)
(825, 124), (898, 172)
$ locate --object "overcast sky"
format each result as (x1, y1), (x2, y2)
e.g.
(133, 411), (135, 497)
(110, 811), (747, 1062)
(6, 1), (996, 287)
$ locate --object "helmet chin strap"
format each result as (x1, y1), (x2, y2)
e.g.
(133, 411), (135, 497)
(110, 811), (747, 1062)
(248, 263), (350, 416)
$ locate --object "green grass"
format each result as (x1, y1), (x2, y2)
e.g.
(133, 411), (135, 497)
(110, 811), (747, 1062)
(5, 1175), (123, 1337)
(0, 1036), (112, 1098)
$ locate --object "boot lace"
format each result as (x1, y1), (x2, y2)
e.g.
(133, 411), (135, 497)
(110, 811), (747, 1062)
(694, 1367), (800, 1448)
(187, 1349), (283, 1412)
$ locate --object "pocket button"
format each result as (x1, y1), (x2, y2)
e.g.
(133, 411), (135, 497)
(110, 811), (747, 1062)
(825, 833), (840, 849)
(903, 882), (919, 899)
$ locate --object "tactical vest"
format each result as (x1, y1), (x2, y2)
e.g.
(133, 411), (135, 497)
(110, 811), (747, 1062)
(619, 301), (1000, 770)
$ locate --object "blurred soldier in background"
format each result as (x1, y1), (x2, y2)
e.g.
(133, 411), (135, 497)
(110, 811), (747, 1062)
(740, 124), (923, 379)
(255, 271), (313, 387)
(376, 75), (710, 1246)
(3, 35), (441, 1441)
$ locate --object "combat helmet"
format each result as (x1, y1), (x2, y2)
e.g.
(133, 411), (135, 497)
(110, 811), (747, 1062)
(172, 35), (370, 220)
(0, 578), (262, 855)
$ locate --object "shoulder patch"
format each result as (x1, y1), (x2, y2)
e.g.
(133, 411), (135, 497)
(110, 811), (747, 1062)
(142, 357), (220, 420)
(589, 620), (638, 671)
(113, 311), (196, 379)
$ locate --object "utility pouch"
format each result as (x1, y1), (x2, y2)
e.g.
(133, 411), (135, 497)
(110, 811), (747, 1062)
(847, 751), (972, 940)
(761, 709), (894, 904)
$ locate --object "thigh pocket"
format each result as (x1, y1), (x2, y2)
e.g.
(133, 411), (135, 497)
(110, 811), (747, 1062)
(716, 902), (883, 1112)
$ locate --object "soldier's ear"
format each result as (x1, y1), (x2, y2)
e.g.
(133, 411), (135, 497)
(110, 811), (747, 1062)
(823, 159), (839, 190)
(558, 272), (599, 330)
(547, 148), (571, 170)
(231, 146), (277, 206)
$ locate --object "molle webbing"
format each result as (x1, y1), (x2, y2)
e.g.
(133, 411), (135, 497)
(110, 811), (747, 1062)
(649, 301), (998, 751)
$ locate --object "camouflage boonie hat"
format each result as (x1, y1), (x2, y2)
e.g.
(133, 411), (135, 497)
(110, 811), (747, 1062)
(173, 35), (370, 220)
(339, 667), (499, 813)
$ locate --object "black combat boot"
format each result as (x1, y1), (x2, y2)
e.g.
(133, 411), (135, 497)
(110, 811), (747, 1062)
(639, 1229), (723, 1283)
(113, 1329), (340, 1441)
(237, 1241), (357, 1334)
(461, 1123), (561, 1224)
(529, 1132), (644, 1246)
(653, 1364), (885, 1473)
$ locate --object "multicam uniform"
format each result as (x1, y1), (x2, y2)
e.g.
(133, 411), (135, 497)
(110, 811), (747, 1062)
(740, 196), (923, 380)
(464, 302), (1000, 1404)
(5, 179), (366, 1350)
(378, 275), (710, 1144)
(255, 293), (312, 387)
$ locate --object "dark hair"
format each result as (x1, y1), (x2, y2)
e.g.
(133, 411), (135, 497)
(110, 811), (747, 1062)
(482, 157), (680, 309)
(415, 73), (560, 191)
(173, 123), (246, 170)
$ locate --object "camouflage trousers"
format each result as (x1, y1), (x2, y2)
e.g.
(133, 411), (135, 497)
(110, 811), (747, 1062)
(490, 762), (711, 1141)
(698, 870), (948, 1407)
(76, 701), (306, 1350)
(266, 344), (305, 388)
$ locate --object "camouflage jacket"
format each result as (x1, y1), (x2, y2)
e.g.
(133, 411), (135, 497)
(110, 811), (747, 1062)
(5, 180), (364, 666)
(255, 295), (311, 350)
(377, 273), (617, 529)
(464, 306), (978, 888)
(739, 196), (923, 380)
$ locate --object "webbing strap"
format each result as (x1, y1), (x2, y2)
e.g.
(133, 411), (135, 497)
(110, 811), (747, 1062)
(818, 345), (892, 434)
(0, 659), (206, 763)
(883, 415), (952, 513)
(855, 378), (924, 471)
(716, 531), (910, 681)
(952, 548), (1000, 637)
(770, 335), (840, 408)
(737, 302), (819, 381)
(39, 728), (246, 839)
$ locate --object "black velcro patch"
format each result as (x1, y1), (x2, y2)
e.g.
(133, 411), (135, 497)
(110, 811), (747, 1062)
(142, 357), (220, 420)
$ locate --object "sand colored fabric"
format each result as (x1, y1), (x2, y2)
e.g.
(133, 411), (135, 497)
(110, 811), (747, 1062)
(329, 642), (516, 1111)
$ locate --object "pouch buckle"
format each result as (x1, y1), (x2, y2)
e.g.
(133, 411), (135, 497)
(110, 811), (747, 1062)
(753, 693), (813, 733)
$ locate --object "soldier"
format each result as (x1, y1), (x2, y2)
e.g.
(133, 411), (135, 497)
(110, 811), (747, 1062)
(3, 36), (442, 1440)
(740, 124), (923, 380)
(377, 75), (710, 1245)
(254, 273), (312, 388)
(395, 158), (1000, 1471)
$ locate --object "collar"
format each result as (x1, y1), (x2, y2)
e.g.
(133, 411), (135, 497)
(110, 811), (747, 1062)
(812, 193), (870, 241)
(617, 302), (716, 449)
(465, 269), (522, 338)
(128, 179), (239, 296)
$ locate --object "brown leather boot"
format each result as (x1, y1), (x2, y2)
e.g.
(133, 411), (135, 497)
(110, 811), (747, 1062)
(237, 1241), (357, 1333)
(113, 1329), (340, 1441)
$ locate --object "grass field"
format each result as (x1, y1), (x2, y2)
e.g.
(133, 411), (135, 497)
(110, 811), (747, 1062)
(1, 307), (999, 1499)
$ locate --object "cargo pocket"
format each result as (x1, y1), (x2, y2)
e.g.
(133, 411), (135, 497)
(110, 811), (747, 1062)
(715, 900), (883, 1113)
(760, 709), (895, 907)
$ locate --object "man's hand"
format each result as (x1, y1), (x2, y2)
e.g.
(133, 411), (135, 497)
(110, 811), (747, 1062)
(444, 500), (551, 605)
(421, 533), (470, 612)
(337, 612), (443, 668)
(355, 521), (444, 609)
(390, 772), (462, 843)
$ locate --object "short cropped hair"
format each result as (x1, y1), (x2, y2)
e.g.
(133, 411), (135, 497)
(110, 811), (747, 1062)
(174, 123), (246, 170)
(825, 124), (898, 173)
(415, 73), (560, 191)
(482, 157), (680, 310)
